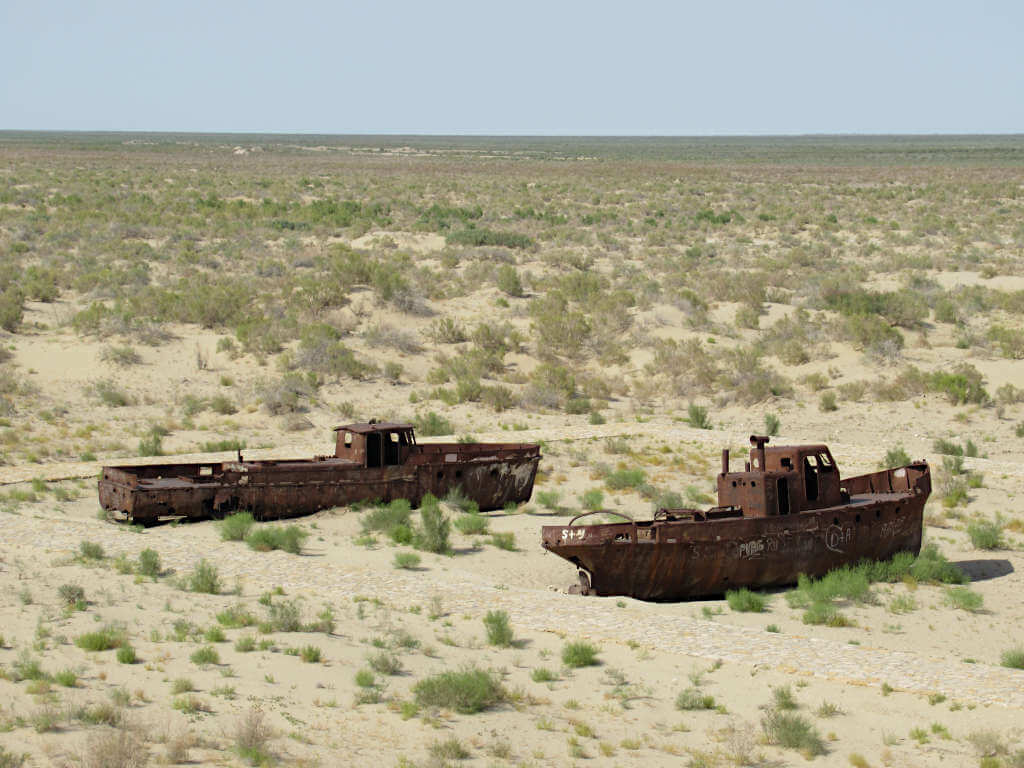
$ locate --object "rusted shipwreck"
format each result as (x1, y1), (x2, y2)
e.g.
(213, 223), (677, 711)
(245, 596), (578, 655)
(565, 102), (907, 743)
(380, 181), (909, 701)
(541, 436), (930, 601)
(100, 421), (540, 524)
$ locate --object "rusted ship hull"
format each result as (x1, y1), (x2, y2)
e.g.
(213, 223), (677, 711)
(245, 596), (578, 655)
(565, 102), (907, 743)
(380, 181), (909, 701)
(101, 445), (539, 524)
(542, 463), (929, 601)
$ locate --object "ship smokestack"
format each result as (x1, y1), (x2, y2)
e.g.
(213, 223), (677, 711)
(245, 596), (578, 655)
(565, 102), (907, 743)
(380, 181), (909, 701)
(721, 448), (729, 475)
(750, 434), (769, 472)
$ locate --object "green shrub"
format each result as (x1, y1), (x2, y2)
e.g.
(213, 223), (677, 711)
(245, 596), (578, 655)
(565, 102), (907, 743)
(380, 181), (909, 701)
(0, 288), (24, 332)
(267, 599), (303, 632)
(190, 645), (220, 666)
(367, 651), (403, 676)
(967, 518), (1004, 550)
(299, 645), (322, 663)
(412, 666), (505, 713)
(137, 429), (163, 457)
(220, 511), (255, 541)
(201, 438), (245, 452)
(414, 411), (454, 437)
(880, 446), (912, 468)
(362, 499), (412, 534)
(429, 737), (470, 760)
(246, 525), (308, 554)
(675, 688), (716, 710)
(927, 364), (988, 405)
(685, 403), (712, 429)
(393, 552), (421, 570)
(75, 625), (124, 652)
(562, 641), (600, 668)
(726, 588), (767, 613)
(137, 548), (161, 577)
(415, 495), (450, 554)
(116, 645), (137, 664)
(204, 625), (227, 643)
(496, 265), (524, 297)
(354, 668), (377, 689)
(819, 391), (838, 412)
(447, 227), (535, 250)
(764, 413), (780, 436)
(580, 488), (604, 510)
(453, 512), (489, 535)
(209, 394), (238, 415)
(802, 603), (851, 627)
(489, 532), (517, 551)
(531, 667), (557, 683)
(388, 523), (414, 545)
(188, 559), (221, 594)
(79, 541), (104, 560)
(12, 652), (46, 681)
(483, 610), (514, 647)
(58, 583), (86, 608)
(1000, 647), (1024, 669)
(933, 438), (963, 456)
(217, 604), (257, 628)
(536, 490), (561, 510)
(604, 467), (646, 490)
(761, 710), (826, 755)
(772, 685), (798, 710)
(943, 586), (983, 612)
(89, 379), (132, 407)
(235, 636), (256, 652)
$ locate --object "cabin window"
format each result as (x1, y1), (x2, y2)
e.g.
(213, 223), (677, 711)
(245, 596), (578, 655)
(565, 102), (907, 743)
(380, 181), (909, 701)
(366, 433), (382, 468)
(344, 433), (353, 448)
(817, 452), (834, 472)
(614, 533), (630, 543)
(803, 457), (819, 501)
(777, 478), (789, 515)
(199, 466), (212, 476)
(781, 457), (793, 470)
(384, 432), (401, 466)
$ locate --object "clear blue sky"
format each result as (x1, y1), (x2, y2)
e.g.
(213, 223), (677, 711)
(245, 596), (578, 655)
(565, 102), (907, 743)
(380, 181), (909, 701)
(2, 1), (1021, 134)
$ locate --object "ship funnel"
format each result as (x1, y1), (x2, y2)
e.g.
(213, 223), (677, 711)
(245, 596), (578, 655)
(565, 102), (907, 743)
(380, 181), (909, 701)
(721, 448), (729, 475)
(749, 434), (770, 471)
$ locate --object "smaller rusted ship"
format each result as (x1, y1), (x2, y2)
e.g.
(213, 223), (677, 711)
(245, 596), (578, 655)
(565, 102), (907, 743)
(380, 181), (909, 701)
(100, 421), (540, 524)
(542, 436), (930, 601)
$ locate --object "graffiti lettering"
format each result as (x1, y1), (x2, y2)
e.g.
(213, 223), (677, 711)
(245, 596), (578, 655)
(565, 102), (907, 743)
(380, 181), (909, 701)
(825, 524), (854, 553)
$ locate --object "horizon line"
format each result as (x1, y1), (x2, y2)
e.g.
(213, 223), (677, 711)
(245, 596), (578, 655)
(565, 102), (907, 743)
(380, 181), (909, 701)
(2, 129), (1023, 139)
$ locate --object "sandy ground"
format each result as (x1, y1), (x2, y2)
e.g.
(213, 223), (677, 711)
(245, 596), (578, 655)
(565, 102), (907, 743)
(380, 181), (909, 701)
(1, 417), (1023, 767)
(2, 235), (1024, 766)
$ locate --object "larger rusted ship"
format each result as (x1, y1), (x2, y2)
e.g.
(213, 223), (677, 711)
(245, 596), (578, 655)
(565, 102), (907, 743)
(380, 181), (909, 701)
(100, 421), (540, 524)
(541, 436), (930, 601)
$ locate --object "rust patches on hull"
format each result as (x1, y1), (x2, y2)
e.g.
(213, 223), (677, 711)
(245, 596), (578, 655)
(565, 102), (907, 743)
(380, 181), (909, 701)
(542, 436), (931, 601)
(99, 422), (540, 524)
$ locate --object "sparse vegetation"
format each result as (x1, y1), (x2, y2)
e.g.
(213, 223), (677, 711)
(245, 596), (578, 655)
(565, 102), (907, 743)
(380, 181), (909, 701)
(187, 559), (221, 594)
(412, 666), (506, 713)
(562, 640), (600, 668)
(246, 524), (309, 554)
(483, 610), (514, 647)
(726, 588), (767, 613)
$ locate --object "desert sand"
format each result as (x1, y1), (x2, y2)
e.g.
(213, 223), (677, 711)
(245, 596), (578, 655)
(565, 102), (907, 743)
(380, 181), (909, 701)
(1, 135), (1023, 767)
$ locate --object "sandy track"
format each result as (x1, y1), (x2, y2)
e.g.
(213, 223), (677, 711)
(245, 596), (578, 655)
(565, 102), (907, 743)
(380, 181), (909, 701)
(3, 507), (1022, 711)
